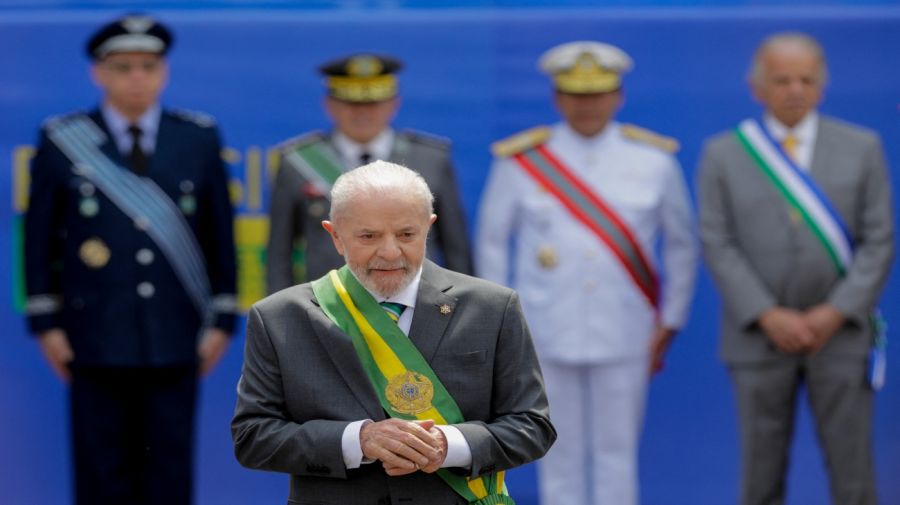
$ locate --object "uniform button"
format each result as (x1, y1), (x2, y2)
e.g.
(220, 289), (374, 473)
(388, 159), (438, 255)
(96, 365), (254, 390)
(136, 248), (155, 265)
(137, 282), (155, 298)
(133, 217), (150, 231)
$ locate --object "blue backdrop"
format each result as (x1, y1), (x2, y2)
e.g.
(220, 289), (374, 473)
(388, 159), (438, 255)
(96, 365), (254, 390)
(1, 3), (899, 504)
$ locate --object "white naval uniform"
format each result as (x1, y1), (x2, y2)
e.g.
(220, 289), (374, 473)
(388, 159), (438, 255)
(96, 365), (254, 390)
(476, 121), (697, 505)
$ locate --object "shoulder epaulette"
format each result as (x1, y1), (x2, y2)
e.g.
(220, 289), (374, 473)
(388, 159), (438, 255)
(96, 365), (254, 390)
(620, 123), (680, 153)
(170, 108), (217, 128)
(400, 129), (451, 150)
(276, 130), (327, 152)
(490, 126), (551, 158)
(41, 110), (89, 130)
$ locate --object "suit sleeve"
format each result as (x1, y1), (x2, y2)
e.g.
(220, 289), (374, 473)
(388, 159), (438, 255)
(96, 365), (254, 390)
(431, 151), (474, 275)
(199, 125), (238, 332)
(475, 158), (519, 286)
(232, 305), (352, 477)
(24, 128), (66, 334)
(266, 155), (304, 295)
(659, 157), (698, 329)
(827, 133), (895, 317)
(453, 291), (556, 477)
(698, 141), (778, 328)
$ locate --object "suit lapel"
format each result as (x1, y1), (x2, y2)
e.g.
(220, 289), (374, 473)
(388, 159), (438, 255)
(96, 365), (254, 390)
(88, 110), (126, 167)
(809, 117), (835, 180)
(307, 295), (385, 420)
(149, 112), (176, 177)
(408, 262), (458, 363)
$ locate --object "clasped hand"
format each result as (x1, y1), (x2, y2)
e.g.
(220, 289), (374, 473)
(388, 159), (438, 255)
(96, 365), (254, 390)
(758, 304), (845, 355)
(360, 418), (447, 476)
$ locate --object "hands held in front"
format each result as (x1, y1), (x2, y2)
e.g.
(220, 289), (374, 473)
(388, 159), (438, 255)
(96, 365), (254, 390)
(360, 418), (447, 476)
(197, 327), (230, 377)
(758, 304), (845, 355)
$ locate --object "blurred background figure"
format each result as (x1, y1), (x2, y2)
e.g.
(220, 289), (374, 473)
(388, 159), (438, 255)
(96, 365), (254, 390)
(266, 53), (472, 294)
(698, 32), (894, 505)
(23, 14), (237, 505)
(476, 40), (698, 505)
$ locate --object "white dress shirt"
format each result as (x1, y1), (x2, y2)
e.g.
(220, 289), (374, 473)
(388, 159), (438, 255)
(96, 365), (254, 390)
(340, 266), (472, 470)
(333, 129), (395, 169)
(476, 121), (698, 364)
(101, 102), (161, 157)
(763, 111), (819, 172)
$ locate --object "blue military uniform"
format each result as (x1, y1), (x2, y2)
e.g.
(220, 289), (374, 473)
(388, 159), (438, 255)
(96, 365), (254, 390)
(25, 108), (237, 366)
(24, 16), (236, 504)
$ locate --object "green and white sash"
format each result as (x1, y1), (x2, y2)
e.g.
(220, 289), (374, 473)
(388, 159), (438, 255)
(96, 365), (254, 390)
(283, 137), (344, 198)
(736, 118), (886, 389)
(312, 267), (514, 505)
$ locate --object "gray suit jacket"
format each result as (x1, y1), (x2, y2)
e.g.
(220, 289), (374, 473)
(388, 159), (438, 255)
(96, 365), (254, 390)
(266, 130), (473, 294)
(232, 260), (555, 505)
(698, 116), (894, 364)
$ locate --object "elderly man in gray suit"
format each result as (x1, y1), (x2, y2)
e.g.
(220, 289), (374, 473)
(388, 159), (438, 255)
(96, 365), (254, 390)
(698, 32), (894, 505)
(266, 53), (473, 295)
(233, 160), (555, 504)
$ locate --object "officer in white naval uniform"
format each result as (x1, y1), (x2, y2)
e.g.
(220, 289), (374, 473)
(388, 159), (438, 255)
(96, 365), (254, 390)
(476, 41), (697, 505)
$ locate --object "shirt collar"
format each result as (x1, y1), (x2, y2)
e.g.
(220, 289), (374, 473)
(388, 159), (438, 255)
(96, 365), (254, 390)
(763, 110), (818, 144)
(101, 102), (161, 138)
(333, 128), (395, 166)
(556, 120), (618, 147)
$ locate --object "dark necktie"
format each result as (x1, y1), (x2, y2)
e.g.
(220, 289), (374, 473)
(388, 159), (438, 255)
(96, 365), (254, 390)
(359, 152), (372, 166)
(128, 125), (149, 174)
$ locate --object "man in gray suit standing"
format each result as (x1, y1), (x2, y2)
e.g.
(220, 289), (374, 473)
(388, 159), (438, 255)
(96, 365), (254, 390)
(698, 32), (894, 505)
(234, 160), (555, 504)
(266, 53), (473, 295)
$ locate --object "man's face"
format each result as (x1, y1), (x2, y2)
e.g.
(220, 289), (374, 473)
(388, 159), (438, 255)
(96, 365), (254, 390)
(554, 89), (623, 138)
(92, 52), (168, 118)
(751, 44), (823, 128)
(323, 193), (435, 298)
(324, 96), (399, 144)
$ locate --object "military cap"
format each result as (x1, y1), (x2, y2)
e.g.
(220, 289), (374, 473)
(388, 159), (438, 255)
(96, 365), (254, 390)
(319, 53), (403, 103)
(86, 14), (173, 60)
(538, 41), (633, 94)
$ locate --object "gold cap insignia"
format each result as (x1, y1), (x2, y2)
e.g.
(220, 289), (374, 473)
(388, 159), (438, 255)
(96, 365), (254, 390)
(554, 52), (621, 94)
(79, 237), (111, 269)
(537, 246), (558, 269)
(385, 371), (434, 415)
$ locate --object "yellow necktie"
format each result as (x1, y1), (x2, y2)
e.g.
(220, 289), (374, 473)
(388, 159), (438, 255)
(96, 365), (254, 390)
(782, 134), (798, 162)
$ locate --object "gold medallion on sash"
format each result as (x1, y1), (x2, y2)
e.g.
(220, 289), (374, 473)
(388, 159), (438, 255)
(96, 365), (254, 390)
(386, 371), (434, 415)
(79, 237), (111, 268)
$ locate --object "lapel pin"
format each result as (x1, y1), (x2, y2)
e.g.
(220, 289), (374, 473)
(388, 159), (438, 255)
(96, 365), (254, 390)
(439, 304), (452, 315)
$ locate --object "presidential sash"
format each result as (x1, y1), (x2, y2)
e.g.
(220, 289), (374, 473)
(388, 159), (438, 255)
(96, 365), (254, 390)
(735, 118), (886, 389)
(283, 137), (345, 199)
(311, 267), (513, 505)
(510, 144), (659, 310)
(46, 115), (212, 321)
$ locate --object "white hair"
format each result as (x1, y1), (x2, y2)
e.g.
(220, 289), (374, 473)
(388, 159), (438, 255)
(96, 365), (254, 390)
(329, 160), (434, 222)
(748, 32), (829, 87)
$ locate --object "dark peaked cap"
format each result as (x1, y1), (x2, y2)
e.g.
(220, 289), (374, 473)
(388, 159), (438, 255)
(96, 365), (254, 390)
(86, 14), (173, 60)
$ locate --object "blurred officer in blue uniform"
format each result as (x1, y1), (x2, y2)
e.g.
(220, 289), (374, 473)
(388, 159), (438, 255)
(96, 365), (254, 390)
(476, 41), (697, 505)
(24, 14), (237, 505)
(266, 53), (473, 294)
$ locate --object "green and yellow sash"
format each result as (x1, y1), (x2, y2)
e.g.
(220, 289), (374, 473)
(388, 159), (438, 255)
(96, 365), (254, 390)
(311, 267), (513, 504)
